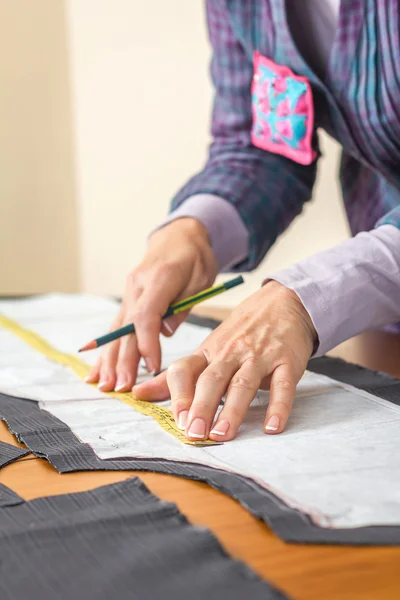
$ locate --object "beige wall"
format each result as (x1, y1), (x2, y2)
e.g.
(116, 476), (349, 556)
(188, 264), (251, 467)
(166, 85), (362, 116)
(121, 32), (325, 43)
(66, 0), (349, 306)
(2, 1), (349, 304)
(0, 0), (79, 295)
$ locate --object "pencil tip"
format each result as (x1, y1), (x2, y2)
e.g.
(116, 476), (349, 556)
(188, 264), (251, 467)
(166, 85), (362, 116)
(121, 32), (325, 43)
(78, 340), (97, 353)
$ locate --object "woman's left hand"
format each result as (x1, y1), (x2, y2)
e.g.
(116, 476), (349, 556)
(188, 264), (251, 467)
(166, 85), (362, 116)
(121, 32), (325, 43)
(133, 281), (317, 441)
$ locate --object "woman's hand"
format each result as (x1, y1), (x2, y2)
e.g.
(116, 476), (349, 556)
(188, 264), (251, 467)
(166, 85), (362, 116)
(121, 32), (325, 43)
(85, 218), (218, 392)
(134, 281), (317, 439)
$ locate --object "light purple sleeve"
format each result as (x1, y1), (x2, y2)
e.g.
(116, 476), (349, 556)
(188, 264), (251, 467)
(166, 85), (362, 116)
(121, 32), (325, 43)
(155, 194), (249, 271)
(268, 225), (400, 356)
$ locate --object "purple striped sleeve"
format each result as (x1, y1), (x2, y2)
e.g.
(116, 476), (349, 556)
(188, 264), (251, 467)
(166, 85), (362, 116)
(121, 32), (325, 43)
(268, 225), (400, 356)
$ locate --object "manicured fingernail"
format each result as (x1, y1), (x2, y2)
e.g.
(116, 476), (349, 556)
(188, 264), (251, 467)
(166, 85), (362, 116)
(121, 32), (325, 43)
(84, 376), (91, 383)
(210, 420), (230, 436)
(145, 358), (155, 375)
(265, 415), (280, 431)
(188, 418), (206, 439)
(164, 321), (174, 334)
(177, 410), (189, 430)
(98, 380), (109, 390)
(115, 376), (127, 391)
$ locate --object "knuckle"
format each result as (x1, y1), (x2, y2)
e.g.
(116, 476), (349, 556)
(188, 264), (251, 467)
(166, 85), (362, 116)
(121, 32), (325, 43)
(197, 272), (211, 291)
(167, 361), (186, 379)
(271, 377), (294, 392)
(125, 270), (139, 289)
(199, 369), (225, 385)
(230, 374), (254, 391)
(264, 343), (284, 360)
(226, 338), (247, 355)
(242, 354), (262, 369)
(151, 261), (174, 280)
(128, 310), (155, 329)
(130, 308), (146, 323)
(222, 337), (259, 361)
(116, 355), (134, 372)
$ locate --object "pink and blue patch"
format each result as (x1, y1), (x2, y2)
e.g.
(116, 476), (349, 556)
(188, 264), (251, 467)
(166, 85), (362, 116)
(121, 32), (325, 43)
(251, 52), (317, 165)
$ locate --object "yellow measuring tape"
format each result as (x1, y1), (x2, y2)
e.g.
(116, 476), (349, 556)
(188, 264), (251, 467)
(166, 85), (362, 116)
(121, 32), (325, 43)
(0, 314), (219, 447)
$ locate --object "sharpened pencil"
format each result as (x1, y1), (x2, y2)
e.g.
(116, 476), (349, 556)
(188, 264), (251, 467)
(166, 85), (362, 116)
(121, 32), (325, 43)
(78, 275), (244, 352)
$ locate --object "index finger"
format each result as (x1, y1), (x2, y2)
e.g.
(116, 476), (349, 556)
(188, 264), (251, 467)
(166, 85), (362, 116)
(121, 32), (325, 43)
(132, 272), (188, 375)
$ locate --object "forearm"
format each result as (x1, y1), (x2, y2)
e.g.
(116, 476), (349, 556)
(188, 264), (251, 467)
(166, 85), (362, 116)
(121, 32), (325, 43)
(269, 225), (400, 355)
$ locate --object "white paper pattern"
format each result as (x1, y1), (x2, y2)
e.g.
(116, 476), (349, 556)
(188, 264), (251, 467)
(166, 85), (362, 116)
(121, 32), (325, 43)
(1, 294), (400, 529)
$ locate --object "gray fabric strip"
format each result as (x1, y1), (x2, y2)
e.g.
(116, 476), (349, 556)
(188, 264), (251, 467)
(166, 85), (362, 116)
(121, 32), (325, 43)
(0, 478), (287, 600)
(1, 390), (399, 545)
(0, 483), (24, 507)
(307, 355), (400, 405)
(0, 314), (399, 545)
(0, 440), (29, 468)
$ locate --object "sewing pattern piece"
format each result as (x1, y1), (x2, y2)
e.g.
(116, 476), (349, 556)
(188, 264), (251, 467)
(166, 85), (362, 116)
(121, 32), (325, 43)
(0, 440), (29, 469)
(0, 479), (288, 600)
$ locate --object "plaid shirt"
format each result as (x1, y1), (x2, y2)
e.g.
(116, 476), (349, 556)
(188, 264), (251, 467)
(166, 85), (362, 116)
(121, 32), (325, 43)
(170, 0), (400, 271)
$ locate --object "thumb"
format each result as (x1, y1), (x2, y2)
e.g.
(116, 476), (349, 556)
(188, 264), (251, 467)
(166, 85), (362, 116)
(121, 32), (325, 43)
(133, 370), (169, 401)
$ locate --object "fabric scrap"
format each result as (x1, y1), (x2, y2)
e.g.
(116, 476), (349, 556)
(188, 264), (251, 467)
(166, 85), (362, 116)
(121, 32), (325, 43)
(0, 478), (287, 600)
(0, 440), (29, 468)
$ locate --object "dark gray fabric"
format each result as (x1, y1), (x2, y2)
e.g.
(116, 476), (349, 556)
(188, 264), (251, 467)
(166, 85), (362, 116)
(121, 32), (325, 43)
(0, 440), (29, 468)
(1, 390), (400, 546)
(0, 483), (24, 508)
(307, 355), (400, 405)
(0, 478), (287, 600)
(1, 313), (400, 545)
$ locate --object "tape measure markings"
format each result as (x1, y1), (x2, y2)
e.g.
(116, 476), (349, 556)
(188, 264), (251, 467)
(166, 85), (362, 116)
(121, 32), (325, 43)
(0, 314), (219, 447)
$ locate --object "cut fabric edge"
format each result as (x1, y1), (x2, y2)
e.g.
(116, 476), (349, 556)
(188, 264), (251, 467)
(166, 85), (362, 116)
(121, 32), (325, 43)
(0, 440), (30, 469)
(1, 390), (400, 545)
(0, 477), (288, 600)
(0, 314), (399, 545)
(0, 483), (24, 507)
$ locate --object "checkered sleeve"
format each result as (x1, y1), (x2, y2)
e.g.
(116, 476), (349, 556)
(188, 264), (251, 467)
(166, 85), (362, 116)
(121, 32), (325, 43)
(170, 0), (319, 271)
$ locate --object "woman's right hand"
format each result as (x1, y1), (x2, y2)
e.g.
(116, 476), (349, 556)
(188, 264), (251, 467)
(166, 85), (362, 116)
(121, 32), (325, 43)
(85, 218), (218, 393)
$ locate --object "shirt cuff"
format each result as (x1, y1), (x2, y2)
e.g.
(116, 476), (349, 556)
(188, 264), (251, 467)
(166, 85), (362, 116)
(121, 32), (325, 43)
(267, 225), (400, 356)
(154, 194), (249, 271)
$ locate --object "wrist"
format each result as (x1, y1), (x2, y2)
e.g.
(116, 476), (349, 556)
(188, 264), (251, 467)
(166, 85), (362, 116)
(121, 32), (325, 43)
(150, 217), (211, 248)
(265, 280), (318, 352)
(149, 217), (218, 283)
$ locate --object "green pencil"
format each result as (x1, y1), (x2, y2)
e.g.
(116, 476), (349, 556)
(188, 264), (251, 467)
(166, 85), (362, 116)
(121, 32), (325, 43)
(78, 276), (244, 352)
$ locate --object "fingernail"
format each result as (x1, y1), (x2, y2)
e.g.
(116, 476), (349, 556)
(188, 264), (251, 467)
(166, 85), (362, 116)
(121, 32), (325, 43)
(84, 376), (91, 383)
(98, 381), (108, 390)
(145, 358), (155, 375)
(188, 418), (206, 439)
(177, 410), (189, 430)
(115, 376), (127, 391)
(265, 415), (280, 431)
(210, 419), (230, 436)
(164, 321), (174, 334)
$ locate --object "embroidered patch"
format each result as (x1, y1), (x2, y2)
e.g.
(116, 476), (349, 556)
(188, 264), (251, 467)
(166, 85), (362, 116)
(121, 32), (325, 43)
(251, 52), (316, 165)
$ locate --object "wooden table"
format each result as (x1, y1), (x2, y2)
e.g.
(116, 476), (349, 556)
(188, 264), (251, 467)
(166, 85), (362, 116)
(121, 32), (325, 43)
(1, 307), (400, 600)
